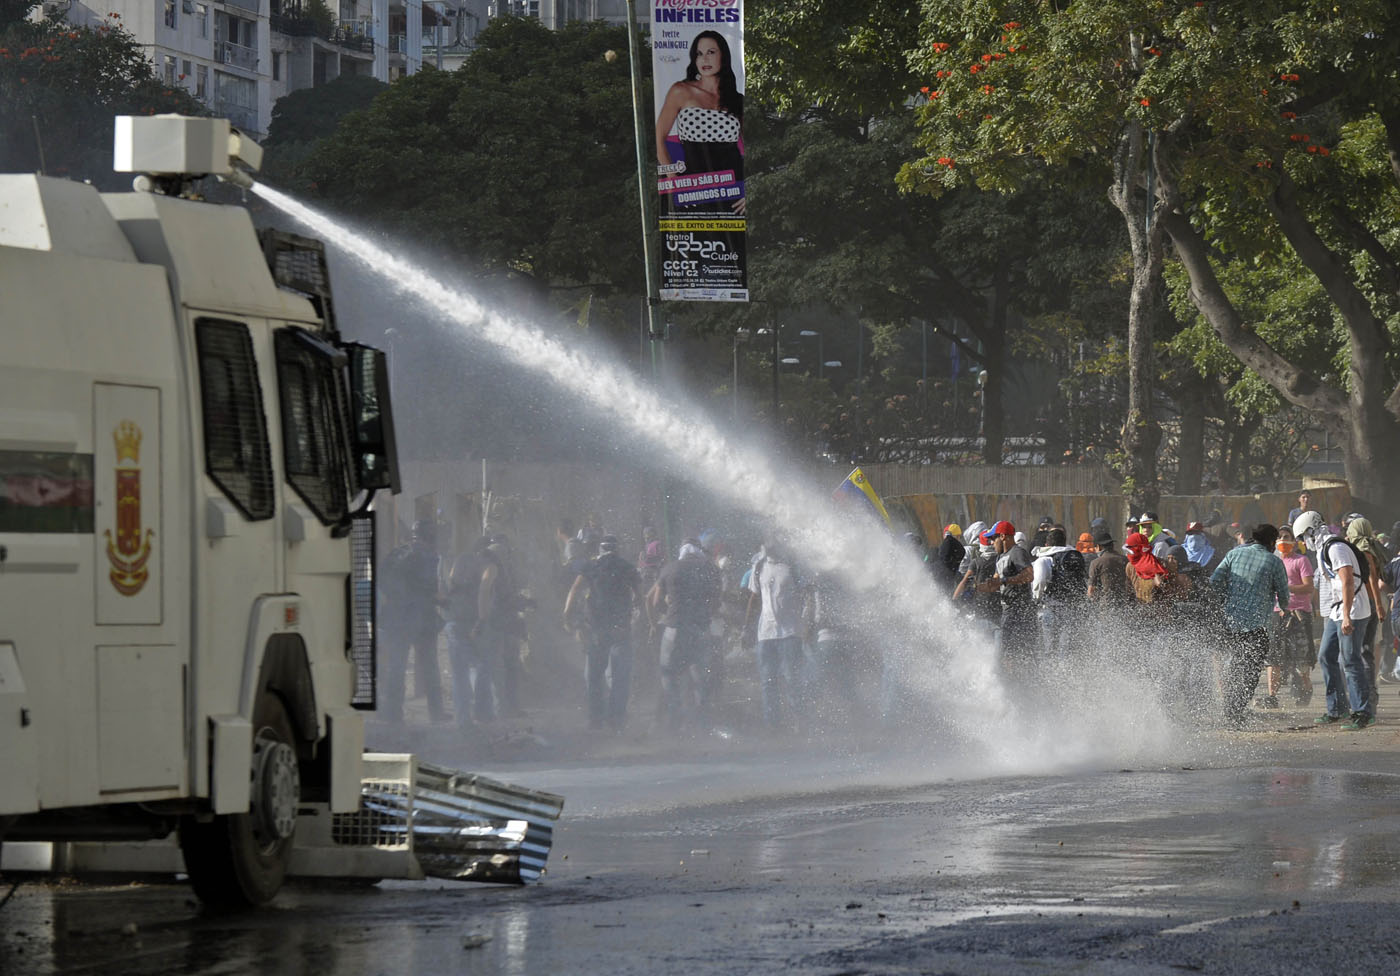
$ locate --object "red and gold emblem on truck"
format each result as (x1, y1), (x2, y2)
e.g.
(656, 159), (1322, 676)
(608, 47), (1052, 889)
(104, 420), (154, 596)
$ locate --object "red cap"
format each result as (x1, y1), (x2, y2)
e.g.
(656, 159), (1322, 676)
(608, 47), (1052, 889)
(993, 520), (1016, 536)
(1185, 521), (1204, 533)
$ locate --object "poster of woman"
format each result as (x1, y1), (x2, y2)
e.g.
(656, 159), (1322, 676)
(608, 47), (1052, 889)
(651, 0), (748, 301)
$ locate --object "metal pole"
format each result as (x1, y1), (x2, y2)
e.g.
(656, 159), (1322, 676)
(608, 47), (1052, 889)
(921, 320), (927, 412)
(771, 317), (779, 418)
(623, 0), (663, 342)
(732, 334), (739, 422)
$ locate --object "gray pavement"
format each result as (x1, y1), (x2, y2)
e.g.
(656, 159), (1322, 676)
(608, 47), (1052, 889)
(7, 694), (1400, 974)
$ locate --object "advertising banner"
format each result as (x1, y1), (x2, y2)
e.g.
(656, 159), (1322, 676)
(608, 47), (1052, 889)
(651, 0), (748, 301)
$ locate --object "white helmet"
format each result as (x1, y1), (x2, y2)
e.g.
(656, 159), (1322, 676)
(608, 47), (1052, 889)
(1292, 510), (1325, 543)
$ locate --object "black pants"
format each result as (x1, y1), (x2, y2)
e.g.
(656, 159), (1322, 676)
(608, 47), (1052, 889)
(1222, 628), (1270, 725)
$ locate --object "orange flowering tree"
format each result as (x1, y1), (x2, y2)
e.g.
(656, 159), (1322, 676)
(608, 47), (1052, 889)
(0, 9), (205, 184)
(905, 0), (1400, 512)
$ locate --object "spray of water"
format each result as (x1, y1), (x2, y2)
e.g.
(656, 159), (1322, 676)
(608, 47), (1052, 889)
(252, 181), (1196, 774)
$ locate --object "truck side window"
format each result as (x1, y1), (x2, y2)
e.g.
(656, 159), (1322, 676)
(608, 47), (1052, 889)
(274, 328), (350, 525)
(0, 451), (95, 533)
(194, 318), (275, 521)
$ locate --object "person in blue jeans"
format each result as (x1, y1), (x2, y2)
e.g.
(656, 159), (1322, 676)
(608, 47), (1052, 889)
(744, 539), (808, 731)
(564, 535), (643, 731)
(1293, 512), (1374, 729)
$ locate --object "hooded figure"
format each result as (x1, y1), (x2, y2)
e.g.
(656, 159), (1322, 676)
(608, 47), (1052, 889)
(935, 528), (966, 591)
(1182, 528), (1216, 570)
(1124, 531), (1170, 579)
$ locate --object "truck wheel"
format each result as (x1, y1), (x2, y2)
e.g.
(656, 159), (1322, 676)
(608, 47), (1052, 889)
(179, 691), (301, 908)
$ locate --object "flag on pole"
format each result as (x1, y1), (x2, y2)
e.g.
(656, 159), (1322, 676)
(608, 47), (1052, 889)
(832, 467), (891, 526)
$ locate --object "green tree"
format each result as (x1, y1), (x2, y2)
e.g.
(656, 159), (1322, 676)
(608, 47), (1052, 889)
(906, 0), (1400, 512)
(298, 18), (645, 315)
(1, 10), (205, 186)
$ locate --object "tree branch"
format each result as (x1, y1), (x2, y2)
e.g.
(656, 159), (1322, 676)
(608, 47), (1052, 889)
(1330, 203), (1400, 300)
(1266, 169), (1390, 359)
(1159, 208), (1349, 427)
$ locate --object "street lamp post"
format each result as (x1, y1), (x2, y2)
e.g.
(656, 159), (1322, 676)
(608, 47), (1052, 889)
(731, 327), (750, 422)
(799, 329), (822, 378)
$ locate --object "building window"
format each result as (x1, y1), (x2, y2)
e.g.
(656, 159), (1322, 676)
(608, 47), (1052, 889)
(196, 63), (208, 98)
(164, 0), (177, 28)
(181, 58), (191, 82)
(272, 51), (280, 81)
(196, 2), (207, 36)
(164, 54), (177, 84)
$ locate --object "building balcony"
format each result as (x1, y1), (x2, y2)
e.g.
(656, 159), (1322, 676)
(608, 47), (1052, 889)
(217, 0), (261, 12)
(214, 39), (259, 71)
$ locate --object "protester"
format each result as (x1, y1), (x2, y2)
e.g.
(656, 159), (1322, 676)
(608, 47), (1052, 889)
(1266, 525), (1315, 708)
(446, 537), (492, 728)
(744, 538), (807, 730)
(1346, 517), (1387, 702)
(1209, 524), (1290, 728)
(1087, 531), (1132, 612)
(953, 529), (1004, 640)
(565, 535), (644, 731)
(1137, 512), (1174, 560)
(380, 519), (446, 724)
(1033, 527), (1087, 659)
(653, 538), (723, 731)
(1294, 511), (1374, 730)
(1287, 490), (1312, 527)
(1182, 521), (1224, 576)
(990, 521), (1038, 677)
(933, 523), (966, 594)
(476, 533), (530, 719)
(1123, 530), (1179, 611)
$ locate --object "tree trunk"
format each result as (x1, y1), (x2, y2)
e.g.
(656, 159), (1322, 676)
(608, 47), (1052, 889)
(1107, 122), (1164, 513)
(1174, 373), (1206, 495)
(1161, 183), (1400, 521)
(980, 266), (1008, 465)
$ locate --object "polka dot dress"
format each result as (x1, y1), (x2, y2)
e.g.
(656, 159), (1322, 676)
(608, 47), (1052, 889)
(676, 107), (741, 143)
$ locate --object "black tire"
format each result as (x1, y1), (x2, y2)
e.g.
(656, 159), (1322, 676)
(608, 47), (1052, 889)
(179, 690), (299, 908)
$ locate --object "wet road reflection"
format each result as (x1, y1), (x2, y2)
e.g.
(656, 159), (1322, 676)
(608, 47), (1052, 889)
(6, 760), (1400, 974)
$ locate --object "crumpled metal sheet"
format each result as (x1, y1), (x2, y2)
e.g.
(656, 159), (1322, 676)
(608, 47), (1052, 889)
(359, 762), (564, 884)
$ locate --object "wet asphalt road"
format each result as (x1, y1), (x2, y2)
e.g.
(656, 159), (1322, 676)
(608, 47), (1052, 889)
(6, 726), (1400, 975)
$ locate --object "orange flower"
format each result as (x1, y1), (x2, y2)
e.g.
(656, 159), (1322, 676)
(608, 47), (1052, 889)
(932, 41), (950, 52)
(969, 64), (980, 73)
(1003, 21), (1020, 28)
(993, 53), (1005, 60)
(937, 157), (955, 167)
(920, 86), (930, 93)
(929, 90), (940, 99)
(1280, 111), (1296, 119)
(1140, 97), (1151, 106)
(981, 84), (995, 93)
(1306, 145), (1318, 154)
(1320, 147), (1331, 156)
(981, 53), (993, 62)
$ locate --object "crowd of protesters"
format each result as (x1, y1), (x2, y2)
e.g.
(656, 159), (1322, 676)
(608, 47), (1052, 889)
(374, 488), (1400, 738)
(941, 495), (1400, 731)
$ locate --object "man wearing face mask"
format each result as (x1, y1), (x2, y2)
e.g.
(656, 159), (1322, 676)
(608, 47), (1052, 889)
(1264, 525), (1316, 708)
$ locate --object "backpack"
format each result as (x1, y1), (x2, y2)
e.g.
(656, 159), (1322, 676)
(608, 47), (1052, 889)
(586, 553), (636, 630)
(1320, 537), (1371, 588)
(1045, 549), (1087, 603)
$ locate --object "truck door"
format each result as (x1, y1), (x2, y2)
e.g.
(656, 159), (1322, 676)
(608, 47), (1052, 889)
(191, 316), (281, 793)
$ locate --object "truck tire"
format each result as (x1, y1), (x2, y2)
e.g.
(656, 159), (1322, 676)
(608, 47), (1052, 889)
(179, 690), (301, 907)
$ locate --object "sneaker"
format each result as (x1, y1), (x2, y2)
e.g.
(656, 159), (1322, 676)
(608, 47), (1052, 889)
(1342, 713), (1375, 731)
(1314, 713), (1343, 725)
(1261, 695), (1280, 709)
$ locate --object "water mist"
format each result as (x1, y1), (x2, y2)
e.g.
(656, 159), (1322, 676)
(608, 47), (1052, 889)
(252, 181), (1196, 777)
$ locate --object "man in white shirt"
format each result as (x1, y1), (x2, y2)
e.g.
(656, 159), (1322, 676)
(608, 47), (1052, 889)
(1294, 512), (1374, 729)
(744, 540), (806, 731)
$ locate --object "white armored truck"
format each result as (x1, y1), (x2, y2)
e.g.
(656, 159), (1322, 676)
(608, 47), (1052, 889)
(0, 116), (402, 906)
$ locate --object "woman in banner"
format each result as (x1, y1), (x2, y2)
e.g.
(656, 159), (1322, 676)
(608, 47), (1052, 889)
(655, 29), (745, 215)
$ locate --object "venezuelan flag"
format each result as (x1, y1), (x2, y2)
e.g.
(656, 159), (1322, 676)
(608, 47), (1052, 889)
(832, 467), (891, 526)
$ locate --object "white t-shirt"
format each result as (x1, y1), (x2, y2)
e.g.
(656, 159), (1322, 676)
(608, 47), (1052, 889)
(749, 557), (803, 642)
(1316, 536), (1372, 622)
